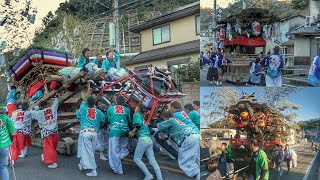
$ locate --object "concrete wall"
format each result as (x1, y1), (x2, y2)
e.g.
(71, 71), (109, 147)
(280, 17), (305, 43)
(179, 82), (200, 105)
(309, 0), (320, 18)
(140, 14), (200, 52)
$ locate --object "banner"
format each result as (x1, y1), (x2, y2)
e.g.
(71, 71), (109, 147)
(224, 36), (266, 47)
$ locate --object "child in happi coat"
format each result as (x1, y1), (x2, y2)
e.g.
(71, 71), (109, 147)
(107, 96), (131, 174)
(33, 96), (59, 168)
(170, 101), (199, 134)
(217, 52), (232, 85)
(128, 104), (163, 180)
(95, 99), (108, 160)
(265, 46), (284, 87)
(183, 104), (200, 130)
(158, 111), (200, 180)
(6, 86), (19, 118)
(76, 96), (106, 176)
(10, 101), (35, 164)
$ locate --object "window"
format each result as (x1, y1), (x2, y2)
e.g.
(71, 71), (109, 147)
(196, 15), (200, 35)
(153, 25), (170, 45)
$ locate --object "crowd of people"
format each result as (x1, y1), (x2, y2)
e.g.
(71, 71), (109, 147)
(1, 77), (201, 180)
(206, 139), (298, 180)
(201, 43), (287, 87)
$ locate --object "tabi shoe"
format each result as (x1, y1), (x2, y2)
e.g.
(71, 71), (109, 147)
(219, 81), (222, 85)
(23, 148), (28, 156)
(86, 169), (97, 177)
(143, 175), (154, 180)
(114, 170), (123, 175)
(19, 151), (25, 158)
(78, 163), (84, 172)
(48, 163), (57, 169)
(210, 81), (213, 85)
(216, 81), (219, 86)
(99, 152), (108, 160)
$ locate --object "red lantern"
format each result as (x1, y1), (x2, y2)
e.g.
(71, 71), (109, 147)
(240, 111), (249, 120)
(216, 32), (220, 42)
(220, 28), (225, 41)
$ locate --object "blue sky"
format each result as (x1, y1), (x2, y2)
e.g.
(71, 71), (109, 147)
(200, 87), (320, 124)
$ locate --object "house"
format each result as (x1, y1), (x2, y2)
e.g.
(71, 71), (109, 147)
(286, 0), (320, 66)
(264, 15), (305, 56)
(124, 1), (200, 77)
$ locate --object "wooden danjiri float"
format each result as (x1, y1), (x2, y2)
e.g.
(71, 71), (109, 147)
(7, 45), (185, 158)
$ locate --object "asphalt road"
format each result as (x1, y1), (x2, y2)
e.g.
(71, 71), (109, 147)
(201, 144), (319, 180)
(268, 145), (318, 180)
(8, 146), (193, 180)
(200, 67), (238, 87)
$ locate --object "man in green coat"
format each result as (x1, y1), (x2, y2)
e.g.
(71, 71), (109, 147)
(0, 109), (16, 180)
(107, 96), (131, 175)
(248, 139), (269, 180)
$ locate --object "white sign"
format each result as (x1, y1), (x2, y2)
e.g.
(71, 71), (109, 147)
(109, 22), (116, 46)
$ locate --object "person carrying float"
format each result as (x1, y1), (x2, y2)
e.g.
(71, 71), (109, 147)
(158, 111), (200, 180)
(128, 104), (163, 180)
(33, 96), (59, 169)
(183, 104), (200, 130)
(76, 96), (106, 176)
(77, 48), (91, 68)
(107, 96), (131, 174)
(10, 101), (35, 164)
(170, 101), (199, 134)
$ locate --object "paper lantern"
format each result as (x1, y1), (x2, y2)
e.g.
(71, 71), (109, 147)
(240, 111), (249, 120)
(251, 21), (261, 36)
(220, 28), (225, 41)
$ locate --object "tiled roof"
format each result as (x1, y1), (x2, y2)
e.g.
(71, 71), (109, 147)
(129, 1), (200, 33)
(286, 23), (320, 36)
(124, 40), (200, 65)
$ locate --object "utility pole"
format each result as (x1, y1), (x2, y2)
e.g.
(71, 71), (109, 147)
(114, 0), (120, 52)
(317, 123), (319, 139)
(212, 0), (217, 46)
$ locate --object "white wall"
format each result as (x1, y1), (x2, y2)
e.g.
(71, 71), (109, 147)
(309, 0), (320, 18)
(294, 37), (311, 57)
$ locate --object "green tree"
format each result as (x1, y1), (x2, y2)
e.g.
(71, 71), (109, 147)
(175, 61), (200, 82)
(291, 0), (309, 10)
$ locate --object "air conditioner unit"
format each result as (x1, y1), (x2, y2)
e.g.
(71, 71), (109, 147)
(305, 16), (312, 27)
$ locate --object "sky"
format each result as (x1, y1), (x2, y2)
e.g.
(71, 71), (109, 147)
(0, 0), (66, 50)
(201, 0), (237, 8)
(200, 87), (320, 125)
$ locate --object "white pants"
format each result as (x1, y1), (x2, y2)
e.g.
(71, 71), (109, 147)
(178, 134), (200, 179)
(96, 129), (109, 152)
(77, 131), (97, 170)
(265, 74), (282, 87)
(108, 137), (129, 173)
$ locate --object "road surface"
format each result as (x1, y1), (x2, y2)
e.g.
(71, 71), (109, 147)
(8, 146), (192, 180)
(200, 66), (307, 87)
(200, 67), (234, 87)
(201, 145), (319, 180)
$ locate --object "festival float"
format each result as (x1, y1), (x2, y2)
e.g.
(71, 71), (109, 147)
(215, 8), (280, 84)
(7, 45), (184, 158)
(224, 92), (294, 163)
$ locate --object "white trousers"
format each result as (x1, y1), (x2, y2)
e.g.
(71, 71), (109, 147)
(108, 137), (129, 173)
